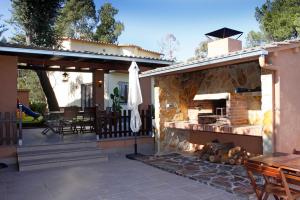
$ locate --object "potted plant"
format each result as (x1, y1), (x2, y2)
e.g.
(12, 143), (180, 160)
(110, 87), (123, 124)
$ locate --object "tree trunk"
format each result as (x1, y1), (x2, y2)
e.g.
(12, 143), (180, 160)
(25, 35), (60, 111)
(35, 70), (60, 111)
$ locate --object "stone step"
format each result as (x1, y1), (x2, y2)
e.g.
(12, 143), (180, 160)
(18, 154), (108, 172)
(17, 141), (97, 153)
(18, 147), (104, 162)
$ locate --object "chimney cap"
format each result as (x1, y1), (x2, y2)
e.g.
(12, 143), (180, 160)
(205, 27), (243, 39)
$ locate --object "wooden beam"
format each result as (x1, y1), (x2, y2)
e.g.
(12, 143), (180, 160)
(18, 57), (132, 72)
(18, 65), (93, 73)
(17, 56), (163, 70)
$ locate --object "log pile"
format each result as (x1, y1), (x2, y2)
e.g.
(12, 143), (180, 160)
(197, 140), (252, 165)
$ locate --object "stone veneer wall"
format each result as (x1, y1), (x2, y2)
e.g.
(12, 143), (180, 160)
(154, 61), (262, 150)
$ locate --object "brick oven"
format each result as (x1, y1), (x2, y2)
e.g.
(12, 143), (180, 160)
(189, 92), (248, 126)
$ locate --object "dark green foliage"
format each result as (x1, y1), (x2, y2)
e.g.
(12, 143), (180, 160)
(17, 69), (46, 103)
(11, 0), (62, 111)
(29, 101), (47, 115)
(110, 87), (122, 112)
(94, 3), (124, 43)
(56, 0), (96, 39)
(255, 0), (300, 41)
(11, 0), (62, 47)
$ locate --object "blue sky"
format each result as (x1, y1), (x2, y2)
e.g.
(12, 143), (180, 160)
(0, 0), (265, 61)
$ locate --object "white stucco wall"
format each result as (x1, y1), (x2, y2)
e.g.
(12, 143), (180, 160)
(51, 39), (160, 109)
(104, 72), (129, 110)
(49, 72), (92, 107)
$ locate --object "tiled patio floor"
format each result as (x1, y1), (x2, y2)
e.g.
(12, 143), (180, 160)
(1, 155), (240, 200)
(131, 153), (259, 199)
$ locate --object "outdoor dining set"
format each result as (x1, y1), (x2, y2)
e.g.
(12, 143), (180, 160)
(245, 150), (300, 200)
(41, 106), (100, 136)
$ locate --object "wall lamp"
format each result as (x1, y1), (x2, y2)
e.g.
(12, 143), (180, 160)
(98, 80), (103, 87)
(62, 72), (69, 82)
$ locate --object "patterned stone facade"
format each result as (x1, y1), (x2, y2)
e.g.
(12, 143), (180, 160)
(154, 61), (263, 151)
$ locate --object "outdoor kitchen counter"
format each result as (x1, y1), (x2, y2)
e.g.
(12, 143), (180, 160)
(164, 121), (262, 137)
(163, 121), (263, 154)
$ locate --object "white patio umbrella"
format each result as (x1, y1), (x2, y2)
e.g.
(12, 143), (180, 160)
(127, 61), (143, 154)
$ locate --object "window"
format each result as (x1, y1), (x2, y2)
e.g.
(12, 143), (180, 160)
(81, 83), (93, 108)
(118, 81), (128, 103)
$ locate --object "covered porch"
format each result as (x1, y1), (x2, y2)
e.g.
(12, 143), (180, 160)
(0, 43), (172, 148)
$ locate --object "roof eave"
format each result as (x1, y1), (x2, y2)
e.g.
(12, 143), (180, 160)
(0, 46), (173, 65)
(140, 49), (268, 78)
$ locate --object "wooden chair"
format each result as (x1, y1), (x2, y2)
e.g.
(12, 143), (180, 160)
(293, 149), (300, 155)
(78, 107), (96, 133)
(245, 160), (300, 200)
(60, 107), (79, 135)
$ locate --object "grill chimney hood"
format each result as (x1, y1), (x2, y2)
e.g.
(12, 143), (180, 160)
(205, 27), (243, 39)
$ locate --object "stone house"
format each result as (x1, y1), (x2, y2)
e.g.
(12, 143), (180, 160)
(141, 29), (300, 155)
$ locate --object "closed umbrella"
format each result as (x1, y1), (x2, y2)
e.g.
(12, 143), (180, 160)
(127, 61), (143, 154)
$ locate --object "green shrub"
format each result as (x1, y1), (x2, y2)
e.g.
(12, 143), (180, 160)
(29, 102), (47, 115)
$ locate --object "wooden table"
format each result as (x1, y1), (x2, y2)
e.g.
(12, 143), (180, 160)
(249, 153), (300, 186)
(249, 153), (300, 173)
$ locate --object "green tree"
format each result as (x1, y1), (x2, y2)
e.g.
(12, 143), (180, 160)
(0, 15), (8, 38)
(18, 70), (46, 103)
(56, 0), (96, 39)
(11, 0), (62, 111)
(246, 30), (270, 47)
(187, 40), (208, 61)
(94, 3), (124, 43)
(255, 0), (300, 41)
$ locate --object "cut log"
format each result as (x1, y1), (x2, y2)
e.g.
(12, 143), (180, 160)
(228, 146), (242, 158)
(221, 153), (229, 164)
(209, 155), (221, 163)
(198, 140), (252, 165)
(229, 158), (236, 165)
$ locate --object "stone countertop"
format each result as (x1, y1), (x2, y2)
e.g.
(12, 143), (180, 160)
(164, 121), (262, 137)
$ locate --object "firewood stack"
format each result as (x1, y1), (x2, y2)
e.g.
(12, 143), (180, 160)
(197, 140), (252, 165)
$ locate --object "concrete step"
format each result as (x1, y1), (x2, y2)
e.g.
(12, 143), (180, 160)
(18, 147), (104, 162)
(18, 154), (108, 172)
(17, 141), (97, 153)
(17, 141), (108, 172)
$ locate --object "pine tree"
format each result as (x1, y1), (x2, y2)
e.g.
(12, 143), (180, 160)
(11, 0), (62, 111)
(255, 0), (300, 41)
(94, 3), (124, 43)
(56, 0), (96, 39)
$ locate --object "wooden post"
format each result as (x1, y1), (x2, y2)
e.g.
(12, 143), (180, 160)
(18, 105), (23, 146)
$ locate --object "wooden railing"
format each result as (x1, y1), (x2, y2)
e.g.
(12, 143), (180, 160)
(95, 107), (153, 139)
(0, 112), (20, 145)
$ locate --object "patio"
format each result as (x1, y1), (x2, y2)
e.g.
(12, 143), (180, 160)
(131, 153), (258, 199)
(0, 156), (239, 200)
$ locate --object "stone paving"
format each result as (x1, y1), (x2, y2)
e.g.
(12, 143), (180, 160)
(0, 155), (240, 200)
(132, 153), (261, 199)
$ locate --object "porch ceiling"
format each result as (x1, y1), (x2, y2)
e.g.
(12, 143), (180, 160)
(0, 43), (173, 72)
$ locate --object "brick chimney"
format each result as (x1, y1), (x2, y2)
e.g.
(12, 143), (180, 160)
(205, 28), (243, 58)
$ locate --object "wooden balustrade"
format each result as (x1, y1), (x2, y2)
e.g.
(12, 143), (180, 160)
(95, 106), (153, 139)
